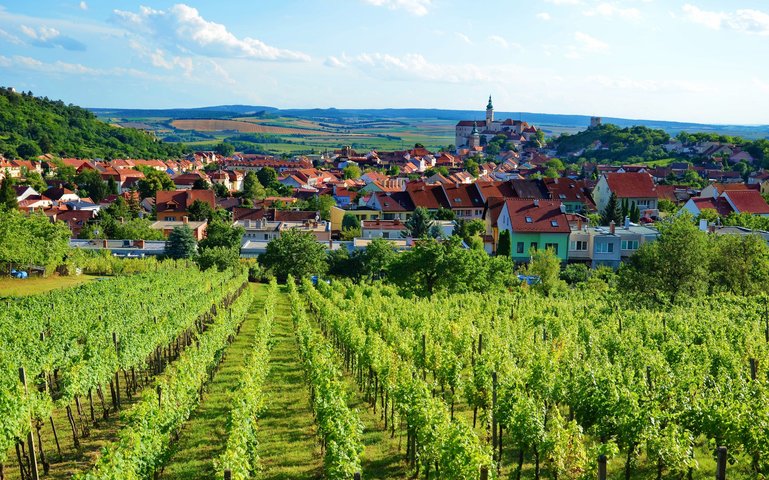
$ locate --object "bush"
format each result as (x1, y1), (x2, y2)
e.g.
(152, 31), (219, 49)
(561, 264), (589, 284)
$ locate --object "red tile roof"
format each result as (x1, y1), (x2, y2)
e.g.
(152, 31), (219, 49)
(605, 172), (656, 198)
(504, 199), (570, 233)
(442, 183), (484, 209)
(156, 190), (216, 213)
(723, 190), (769, 215)
(406, 182), (450, 210)
(691, 197), (733, 216)
(542, 178), (594, 205)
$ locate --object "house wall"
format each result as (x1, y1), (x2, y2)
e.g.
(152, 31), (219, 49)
(508, 231), (569, 262)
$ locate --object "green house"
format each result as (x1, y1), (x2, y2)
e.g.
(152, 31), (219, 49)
(496, 199), (570, 262)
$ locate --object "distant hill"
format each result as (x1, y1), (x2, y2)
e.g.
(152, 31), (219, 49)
(0, 88), (186, 159)
(90, 105), (769, 140)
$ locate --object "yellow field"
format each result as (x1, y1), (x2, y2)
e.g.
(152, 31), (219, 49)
(171, 119), (331, 135)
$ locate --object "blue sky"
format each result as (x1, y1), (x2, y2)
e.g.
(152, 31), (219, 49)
(1, 0), (768, 124)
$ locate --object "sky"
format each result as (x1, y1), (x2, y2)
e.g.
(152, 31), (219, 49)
(1, 0), (768, 125)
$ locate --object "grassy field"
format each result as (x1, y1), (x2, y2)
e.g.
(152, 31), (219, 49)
(0, 274), (98, 297)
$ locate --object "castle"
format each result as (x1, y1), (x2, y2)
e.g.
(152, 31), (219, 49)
(455, 96), (539, 150)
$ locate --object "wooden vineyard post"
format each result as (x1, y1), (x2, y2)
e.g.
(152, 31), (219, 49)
(598, 454), (607, 480)
(157, 385), (162, 409)
(354, 473), (361, 480)
(113, 333), (121, 409)
(49, 417), (61, 456)
(716, 446), (727, 480)
(750, 358), (757, 381)
(223, 469), (231, 480)
(480, 465), (489, 480)
(19, 368), (40, 480)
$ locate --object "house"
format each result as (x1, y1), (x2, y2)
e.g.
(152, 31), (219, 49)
(150, 218), (208, 240)
(681, 189), (769, 217)
(14, 186), (39, 203)
(496, 199), (570, 262)
(329, 206), (380, 232)
(366, 191), (415, 221)
(361, 219), (406, 239)
(542, 178), (595, 214)
(173, 172), (208, 190)
(593, 172), (658, 217)
(568, 219), (659, 268)
(441, 183), (485, 219)
(51, 209), (97, 238)
(156, 190), (216, 222)
(699, 182), (759, 199)
(405, 182), (450, 212)
(44, 187), (80, 204)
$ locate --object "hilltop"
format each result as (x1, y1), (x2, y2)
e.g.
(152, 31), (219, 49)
(0, 88), (186, 160)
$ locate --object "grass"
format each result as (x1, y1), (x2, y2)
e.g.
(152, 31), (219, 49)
(0, 274), (98, 297)
(256, 287), (323, 480)
(161, 283), (268, 479)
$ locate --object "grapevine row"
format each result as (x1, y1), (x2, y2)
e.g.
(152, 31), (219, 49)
(74, 279), (254, 479)
(287, 277), (364, 479)
(217, 279), (278, 480)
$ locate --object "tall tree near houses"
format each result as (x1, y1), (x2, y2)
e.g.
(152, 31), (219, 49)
(497, 230), (512, 257)
(629, 202), (641, 223)
(0, 177), (18, 211)
(601, 192), (623, 226)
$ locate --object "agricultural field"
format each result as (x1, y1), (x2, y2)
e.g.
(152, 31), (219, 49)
(0, 274), (96, 297)
(3, 258), (766, 479)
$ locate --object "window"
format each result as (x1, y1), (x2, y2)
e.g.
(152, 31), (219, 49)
(550, 220), (559, 227)
(383, 232), (390, 239)
(637, 200), (651, 208)
(559, 194), (566, 200)
(516, 242), (524, 254)
(570, 240), (588, 251)
(530, 242), (538, 252)
(164, 216), (175, 221)
(525, 216), (533, 223)
(621, 240), (639, 250)
(263, 234), (269, 240)
(595, 242), (615, 253)
(544, 243), (559, 254)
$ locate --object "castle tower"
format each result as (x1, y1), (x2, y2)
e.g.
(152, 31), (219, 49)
(485, 95), (494, 128)
(468, 122), (480, 149)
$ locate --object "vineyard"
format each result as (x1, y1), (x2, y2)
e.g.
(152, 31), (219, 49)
(2, 265), (766, 479)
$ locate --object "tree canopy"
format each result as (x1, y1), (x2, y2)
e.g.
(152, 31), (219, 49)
(259, 229), (328, 282)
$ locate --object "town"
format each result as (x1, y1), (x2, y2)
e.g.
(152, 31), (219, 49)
(2, 96), (768, 269)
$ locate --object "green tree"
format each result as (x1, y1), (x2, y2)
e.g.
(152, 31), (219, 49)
(192, 178), (210, 190)
(256, 167), (277, 188)
(305, 195), (335, 221)
(342, 164), (362, 180)
(241, 171), (265, 201)
(658, 198), (677, 215)
(20, 170), (47, 193)
(196, 246), (240, 272)
(259, 229), (328, 282)
(360, 237), (396, 280)
(74, 169), (109, 203)
(342, 213), (361, 230)
(526, 246), (565, 296)
(165, 225), (197, 259)
(619, 213), (710, 304)
(137, 169), (175, 199)
(600, 192), (623, 226)
(212, 182), (229, 198)
(629, 202), (641, 223)
(497, 230), (511, 257)
(0, 209), (70, 272)
(403, 207), (440, 238)
(199, 219), (244, 251)
(560, 263), (589, 284)
(453, 218), (486, 244)
(465, 158), (479, 177)
(433, 207), (455, 220)
(214, 142), (235, 157)
(710, 233), (769, 296)
(188, 199), (213, 222)
(0, 177), (18, 211)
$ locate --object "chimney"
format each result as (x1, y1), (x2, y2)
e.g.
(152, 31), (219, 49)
(577, 217), (582, 231)
(624, 216), (630, 229)
(609, 220), (615, 235)
(102, 239), (108, 248)
(182, 216), (189, 224)
(699, 219), (708, 231)
(135, 239), (145, 249)
(533, 199), (539, 207)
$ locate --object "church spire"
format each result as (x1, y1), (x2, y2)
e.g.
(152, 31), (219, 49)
(471, 121), (479, 135)
(487, 95), (493, 110)
(485, 95), (494, 127)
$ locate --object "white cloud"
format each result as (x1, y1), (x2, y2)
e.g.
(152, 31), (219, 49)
(324, 56), (346, 68)
(488, 35), (509, 48)
(753, 77), (769, 93)
(584, 3), (641, 20)
(544, 0), (581, 5)
(536, 12), (552, 21)
(18, 24), (86, 50)
(79, 1), (88, 10)
(566, 31), (609, 58)
(343, 52), (492, 83)
(456, 33), (472, 44)
(682, 4), (769, 35)
(362, 0), (431, 16)
(112, 4), (310, 61)
(586, 75), (711, 94)
(0, 28), (22, 44)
